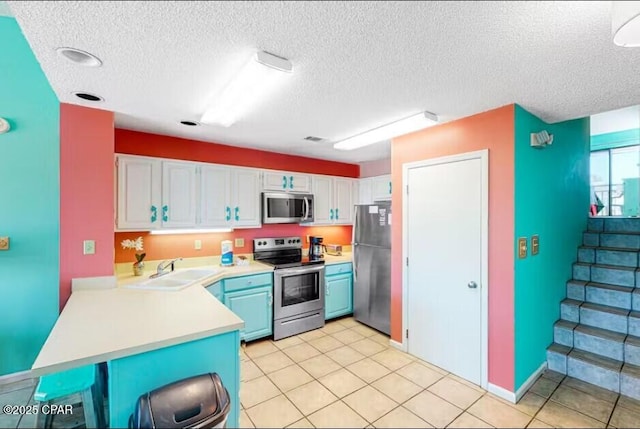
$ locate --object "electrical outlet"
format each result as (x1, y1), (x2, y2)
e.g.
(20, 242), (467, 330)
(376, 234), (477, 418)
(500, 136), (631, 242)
(83, 240), (95, 255)
(194, 239), (202, 250)
(0, 236), (9, 250)
(235, 238), (244, 248)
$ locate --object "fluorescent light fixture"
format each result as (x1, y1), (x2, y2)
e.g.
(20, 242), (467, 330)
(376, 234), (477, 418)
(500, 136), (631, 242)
(333, 111), (438, 151)
(612, 1), (640, 47)
(201, 51), (293, 127)
(150, 228), (233, 235)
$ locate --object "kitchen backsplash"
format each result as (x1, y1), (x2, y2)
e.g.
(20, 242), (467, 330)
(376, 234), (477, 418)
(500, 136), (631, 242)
(115, 224), (352, 263)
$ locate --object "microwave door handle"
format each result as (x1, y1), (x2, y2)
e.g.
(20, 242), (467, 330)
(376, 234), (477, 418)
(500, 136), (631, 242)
(303, 196), (309, 220)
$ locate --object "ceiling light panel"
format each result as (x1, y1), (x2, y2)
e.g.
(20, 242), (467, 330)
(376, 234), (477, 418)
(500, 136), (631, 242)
(201, 51), (293, 127)
(334, 111), (438, 151)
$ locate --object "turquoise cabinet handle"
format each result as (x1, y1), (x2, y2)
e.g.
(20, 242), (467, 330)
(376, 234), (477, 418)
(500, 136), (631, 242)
(235, 207), (239, 221)
(389, 181), (392, 194)
(289, 176), (294, 189)
(330, 209), (334, 220)
(282, 176), (287, 189)
(225, 206), (231, 221)
(150, 205), (157, 223)
(162, 205), (168, 222)
(335, 208), (339, 219)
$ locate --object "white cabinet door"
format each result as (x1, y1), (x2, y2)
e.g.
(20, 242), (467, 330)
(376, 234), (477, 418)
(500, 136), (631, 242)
(372, 174), (392, 201)
(116, 155), (161, 230)
(288, 173), (311, 193)
(231, 168), (261, 228)
(358, 178), (372, 204)
(263, 171), (290, 191)
(200, 165), (231, 227)
(263, 171), (311, 193)
(161, 161), (198, 228)
(312, 176), (333, 224)
(334, 178), (354, 224)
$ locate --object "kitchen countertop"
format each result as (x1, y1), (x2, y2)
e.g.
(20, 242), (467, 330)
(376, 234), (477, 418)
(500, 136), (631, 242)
(322, 253), (353, 265)
(32, 282), (244, 377)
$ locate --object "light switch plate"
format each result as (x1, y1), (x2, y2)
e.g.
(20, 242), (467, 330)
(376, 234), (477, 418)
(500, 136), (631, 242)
(531, 235), (539, 255)
(234, 238), (244, 248)
(194, 239), (202, 250)
(83, 240), (95, 255)
(0, 236), (9, 250)
(518, 237), (527, 259)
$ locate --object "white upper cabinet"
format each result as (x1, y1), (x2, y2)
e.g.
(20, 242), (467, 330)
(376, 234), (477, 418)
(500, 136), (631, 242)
(312, 176), (333, 224)
(357, 178), (372, 205)
(263, 171), (311, 193)
(161, 161), (198, 228)
(333, 178), (354, 224)
(116, 155), (161, 230)
(231, 168), (261, 228)
(199, 165), (232, 228)
(310, 175), (357, 225)
(372, 174), (392, 201)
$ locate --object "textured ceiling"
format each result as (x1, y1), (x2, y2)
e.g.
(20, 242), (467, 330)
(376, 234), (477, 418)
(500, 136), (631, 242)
(8, 1), (640, 163)
(0, 1), (12, 17)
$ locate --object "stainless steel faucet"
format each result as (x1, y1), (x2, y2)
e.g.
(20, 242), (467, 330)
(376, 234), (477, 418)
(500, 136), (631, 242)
(150, 257), (183, 278)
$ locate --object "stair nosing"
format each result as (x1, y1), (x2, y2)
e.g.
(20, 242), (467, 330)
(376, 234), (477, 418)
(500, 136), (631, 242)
(555, 320), (578, 329)
(589, 263), (637, 272)
(599, 231), (640, 236)
(585, 282), (634, 292)
(626, 334), (640, 346)
(573, 323), (627, 342)
(580, 245), (640, 253)
(548, 343), (571, 353)
(569, 348), (623, 371)
(581, 302), (630, 316)
(631, 311), (640, 319)
(562, 298), (583, 306)
(622, 362), (640, 377)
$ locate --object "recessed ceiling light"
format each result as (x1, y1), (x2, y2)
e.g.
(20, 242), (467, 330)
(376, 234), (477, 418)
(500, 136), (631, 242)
(73, 92), (104, 102)
(56, 47), (102, 67)
(180, 121), (199, 126)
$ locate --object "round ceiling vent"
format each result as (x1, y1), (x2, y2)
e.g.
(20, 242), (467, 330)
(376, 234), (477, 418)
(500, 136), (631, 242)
(56, 47), (102, 67)
(73, 92), (104, 102)
(180, 121), (199, 126)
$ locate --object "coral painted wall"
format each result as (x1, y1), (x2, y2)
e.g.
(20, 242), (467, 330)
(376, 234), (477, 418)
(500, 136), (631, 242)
(115, 225), (351, 263)
(391, 105), (516, 392)
(60, 104), (115, 309)
(115, 129), (359, 177)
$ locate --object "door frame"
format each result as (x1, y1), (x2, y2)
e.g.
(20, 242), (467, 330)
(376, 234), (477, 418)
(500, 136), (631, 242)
(401, 149), (489, 389)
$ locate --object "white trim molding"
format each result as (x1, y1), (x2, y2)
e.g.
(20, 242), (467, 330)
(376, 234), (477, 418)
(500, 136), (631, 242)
(488, 383), (517, 403)
(401, 149), (489, 390)
(389, 339), (407, 352)
(515, 362), (547, 402)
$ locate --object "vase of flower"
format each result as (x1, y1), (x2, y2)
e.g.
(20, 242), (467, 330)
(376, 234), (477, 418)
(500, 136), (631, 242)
(121, 237), (146, 276)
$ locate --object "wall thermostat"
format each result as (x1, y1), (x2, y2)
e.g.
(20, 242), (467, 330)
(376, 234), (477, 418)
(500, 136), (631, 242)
(0, 118), (10, 134)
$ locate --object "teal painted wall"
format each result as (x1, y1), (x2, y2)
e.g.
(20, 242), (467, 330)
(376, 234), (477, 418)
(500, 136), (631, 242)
(514, 105), (590, 390)
(591, 128), (640, 151)
(0, 17), (60, 375)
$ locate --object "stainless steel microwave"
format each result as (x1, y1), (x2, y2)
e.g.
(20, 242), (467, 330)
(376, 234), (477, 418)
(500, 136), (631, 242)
(262, 192), (314, 224)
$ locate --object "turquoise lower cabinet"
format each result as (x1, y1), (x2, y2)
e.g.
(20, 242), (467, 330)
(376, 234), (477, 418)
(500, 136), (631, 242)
(204, 281), (222, 301)
(325, 263), (353, 320)
(224, 285), (272, 341)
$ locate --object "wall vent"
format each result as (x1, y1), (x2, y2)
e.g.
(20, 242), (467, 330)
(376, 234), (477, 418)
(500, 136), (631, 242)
(304, 136), (324, 142)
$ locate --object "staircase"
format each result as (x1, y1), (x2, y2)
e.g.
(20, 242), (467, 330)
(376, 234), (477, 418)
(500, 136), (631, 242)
(546, 217), (640, 400)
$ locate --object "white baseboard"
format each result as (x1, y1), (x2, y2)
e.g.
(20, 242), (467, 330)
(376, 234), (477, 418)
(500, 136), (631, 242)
(0, 369), (33, 385)
(515, 362), (547, 402)
(487, 362), (546, 404)
(488, 383), (516, 403)
(390, 339), (407, 352)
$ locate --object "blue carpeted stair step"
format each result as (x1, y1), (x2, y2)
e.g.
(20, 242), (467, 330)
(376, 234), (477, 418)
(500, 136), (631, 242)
(621, 363), (640, 400)
(561, 298), (582, 323)
(567, 349), (622, 393)
(585, 282), (633, 310)
(554, 320), (577, 347)
(590, 264), (635, 288)
(580, 302), (629, 334)
(600, 233), (640, 250)
(573, 324), (625, 361)
(547, 343), (571, 374)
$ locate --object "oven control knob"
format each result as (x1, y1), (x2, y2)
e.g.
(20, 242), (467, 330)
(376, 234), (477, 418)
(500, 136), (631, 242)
(288, 240), (292, 243)
(296, 239), (300, 243)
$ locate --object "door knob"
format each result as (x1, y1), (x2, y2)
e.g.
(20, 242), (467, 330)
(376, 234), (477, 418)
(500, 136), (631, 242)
(468, 281), (478, 289)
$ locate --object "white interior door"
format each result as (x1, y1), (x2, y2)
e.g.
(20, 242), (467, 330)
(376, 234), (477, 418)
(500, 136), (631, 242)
(405, 152), (486, 386)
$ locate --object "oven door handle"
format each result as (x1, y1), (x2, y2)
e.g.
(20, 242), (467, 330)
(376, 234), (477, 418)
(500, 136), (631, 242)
(276, 265), (325, 276)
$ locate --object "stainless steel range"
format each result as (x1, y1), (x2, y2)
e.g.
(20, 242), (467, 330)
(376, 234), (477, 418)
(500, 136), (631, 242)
(253, 237), (325, 340)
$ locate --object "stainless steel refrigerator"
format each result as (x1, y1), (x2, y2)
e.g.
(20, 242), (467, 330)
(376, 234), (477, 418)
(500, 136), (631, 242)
(353, 202), (391, 335)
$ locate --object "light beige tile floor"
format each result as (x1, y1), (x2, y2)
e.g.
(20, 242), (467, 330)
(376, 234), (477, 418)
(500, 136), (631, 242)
(3, 316), (640, 428)
(238, 316), (640, 429)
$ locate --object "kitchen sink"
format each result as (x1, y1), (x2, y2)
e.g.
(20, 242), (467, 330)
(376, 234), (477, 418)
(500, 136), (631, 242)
(121, 268), (219, 291)
(170, 269), (218, 281)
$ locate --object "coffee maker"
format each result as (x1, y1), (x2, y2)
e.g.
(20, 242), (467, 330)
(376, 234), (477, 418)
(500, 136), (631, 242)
(309, 236), (324, 260)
